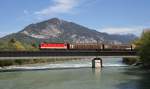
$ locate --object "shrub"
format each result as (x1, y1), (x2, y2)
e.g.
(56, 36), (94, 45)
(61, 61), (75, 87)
(122, 57), (138, 65)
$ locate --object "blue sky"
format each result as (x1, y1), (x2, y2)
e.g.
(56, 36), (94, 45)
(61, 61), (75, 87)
(0, 0), (150, 37)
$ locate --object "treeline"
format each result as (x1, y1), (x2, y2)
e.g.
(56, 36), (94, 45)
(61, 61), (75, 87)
(123, 30), (150, 68)
(134, 30), (150, 67)
(0, 38), (39, 51)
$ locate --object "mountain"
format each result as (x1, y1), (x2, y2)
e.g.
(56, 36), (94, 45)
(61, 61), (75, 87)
(1, 18), (137, 45)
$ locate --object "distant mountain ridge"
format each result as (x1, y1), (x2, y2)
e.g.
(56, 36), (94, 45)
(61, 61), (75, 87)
(1, 18), (137, 44)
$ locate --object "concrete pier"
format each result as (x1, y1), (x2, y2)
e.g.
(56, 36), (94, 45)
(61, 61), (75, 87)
(92, 58), (103, 68)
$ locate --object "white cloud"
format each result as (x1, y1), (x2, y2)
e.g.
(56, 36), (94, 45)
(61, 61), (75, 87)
(35, 0), (79, 16)
(100, 27), (144, 36)
(0, 32), (8, 38)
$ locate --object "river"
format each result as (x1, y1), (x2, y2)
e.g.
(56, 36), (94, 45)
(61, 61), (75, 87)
(0, 57), (150, 89)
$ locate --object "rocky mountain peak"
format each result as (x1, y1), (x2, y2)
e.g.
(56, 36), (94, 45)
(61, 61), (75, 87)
(2, 18), (137, 44)
(46, 18), (63, 25)
(20, 18), (65, 39)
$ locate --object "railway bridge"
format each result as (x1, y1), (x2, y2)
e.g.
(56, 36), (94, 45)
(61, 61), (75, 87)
(0, 50), (138, 68)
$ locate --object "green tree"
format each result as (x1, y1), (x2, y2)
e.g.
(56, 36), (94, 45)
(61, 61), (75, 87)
(136, 31), (150, 66)
(9, 38), (16, 43)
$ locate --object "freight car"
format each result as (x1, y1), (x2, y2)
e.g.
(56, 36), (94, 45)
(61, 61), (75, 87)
(104, 44), (133, 51)
(69, 43), (103, 50)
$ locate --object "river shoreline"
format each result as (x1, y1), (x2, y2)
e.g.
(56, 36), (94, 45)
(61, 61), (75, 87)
(0, 58), (83, 67)
(0, 60), (92, 72)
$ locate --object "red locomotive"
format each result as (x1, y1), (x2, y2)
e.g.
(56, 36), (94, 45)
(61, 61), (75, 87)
(40, 43), (69, 49)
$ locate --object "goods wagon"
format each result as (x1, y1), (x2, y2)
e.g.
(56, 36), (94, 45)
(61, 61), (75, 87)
(104, 44), (132, 51)
(40, 43), (68, 49)
(69, 43), (103, 50)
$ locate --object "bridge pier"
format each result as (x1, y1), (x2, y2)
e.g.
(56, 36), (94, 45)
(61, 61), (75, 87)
(92, 57), (103, 68)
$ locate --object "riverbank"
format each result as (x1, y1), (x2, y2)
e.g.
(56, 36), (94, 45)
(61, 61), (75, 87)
(122, 57), (139, 65)
(0, 59), (92, 72)
(122, 57), (150, 69)
(0, 58), (82, 67)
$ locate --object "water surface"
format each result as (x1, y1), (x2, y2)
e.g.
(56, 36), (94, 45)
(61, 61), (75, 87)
(0, 57), (150, 89)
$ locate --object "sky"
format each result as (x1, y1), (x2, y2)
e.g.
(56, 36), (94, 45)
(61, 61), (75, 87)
(0, 0), (150, 37)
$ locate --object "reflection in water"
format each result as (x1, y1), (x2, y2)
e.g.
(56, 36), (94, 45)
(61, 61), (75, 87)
(92, 68), (102, 80)
(138, 72), (150, 89)
(0, 72), (22, 80)
(116, 68), (150, 89)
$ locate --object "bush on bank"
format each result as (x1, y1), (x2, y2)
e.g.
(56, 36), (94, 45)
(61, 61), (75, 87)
(122, 57), (139, 65)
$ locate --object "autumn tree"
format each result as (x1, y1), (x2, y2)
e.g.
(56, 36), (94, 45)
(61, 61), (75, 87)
(8, 38), (26, 51)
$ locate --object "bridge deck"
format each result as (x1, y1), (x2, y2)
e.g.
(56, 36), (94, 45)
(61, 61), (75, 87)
(0, 50), (137, 57)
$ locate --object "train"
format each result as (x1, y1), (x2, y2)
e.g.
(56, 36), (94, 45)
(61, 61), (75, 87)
(39, 43), (134, 51)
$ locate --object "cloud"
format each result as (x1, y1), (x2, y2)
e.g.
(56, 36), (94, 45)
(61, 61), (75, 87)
(35, 0), (79, 16)
(0, 32), (8, 38)
(100, 27), (144, 36)
(23, 10), (29, 15)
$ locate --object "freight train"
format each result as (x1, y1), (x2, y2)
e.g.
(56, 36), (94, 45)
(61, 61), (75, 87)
(39, 43), (134, 51)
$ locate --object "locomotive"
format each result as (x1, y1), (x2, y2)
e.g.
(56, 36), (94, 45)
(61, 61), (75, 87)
(39, 43), (134, 51)
(40, 43), (69, 49)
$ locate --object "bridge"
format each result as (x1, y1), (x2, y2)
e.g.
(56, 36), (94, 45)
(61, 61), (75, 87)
(0, 50), (137, 57)
(0, 50), (138, 68)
